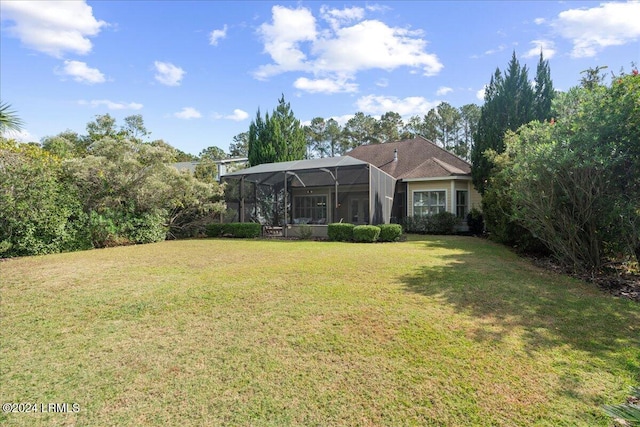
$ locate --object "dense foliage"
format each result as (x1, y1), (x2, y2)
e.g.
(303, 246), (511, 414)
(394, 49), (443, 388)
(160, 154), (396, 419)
(471, 52), (554, 249)
(206, 223), (261, 238)
(0, 115), (225, 257)
(491, 71), (639, 271)
(248, 95), (306, 166)
(402, 212), (459, 235)
(353, 225), (381, 243)
(377, 224), (403, 242)
(327, 223), (355, 242)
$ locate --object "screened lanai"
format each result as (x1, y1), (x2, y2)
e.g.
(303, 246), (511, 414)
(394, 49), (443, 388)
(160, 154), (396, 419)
(221, 156), (396, 237)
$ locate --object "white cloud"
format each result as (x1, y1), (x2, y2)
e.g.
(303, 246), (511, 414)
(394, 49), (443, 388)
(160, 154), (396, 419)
(209, 25), (227, 46)
(254, 5), (443, 82)
(476, 86), (487, 101)
(1, 129), (36, 142)
(356, 95), (439, 117)
(213, 109), (250, 121)
(225, 109), (249, 121)
(0, 0), (106, 57)
(484, 44), (506, 56)
(78, 99), (143, 110)
(174, 107), (202, 119)
(59, 60), (106, 84)
(554, 1), (640, 58)
(436, 86), (453, 96)
(523, 39), (556, 59)
(534, 17), (546, 25)
(254, 6), (317, 79)
(320, 5), (365, 30)
(293, 77), (358, 93)
(154, 61), (185, 86)
(376, 78), (389, 88)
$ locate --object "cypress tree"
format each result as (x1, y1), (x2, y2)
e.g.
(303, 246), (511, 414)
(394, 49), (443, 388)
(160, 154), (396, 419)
(247, 95), (305, 166)
(471, 51), (538, 194)
(533, 52), (554, 122)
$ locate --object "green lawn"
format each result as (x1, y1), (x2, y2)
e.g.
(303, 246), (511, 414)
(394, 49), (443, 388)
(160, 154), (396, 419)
(1, 236), (638, 426)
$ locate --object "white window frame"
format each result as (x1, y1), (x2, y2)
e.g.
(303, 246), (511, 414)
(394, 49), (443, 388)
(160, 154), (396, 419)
(456, 190), (468, 219)
(412, 190), (447, 216)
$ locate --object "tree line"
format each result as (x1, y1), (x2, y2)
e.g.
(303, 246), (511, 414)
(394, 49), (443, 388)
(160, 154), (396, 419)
(224, 98), (481, 165)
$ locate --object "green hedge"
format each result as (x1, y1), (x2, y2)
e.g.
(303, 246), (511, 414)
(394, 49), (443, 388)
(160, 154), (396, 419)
(353, 225), (381, 243)
(205, 223), (225, 237)
(402, 212), (459, 235)
(206, 222), (261, 238)
(378, 224), (403, 242)
(328, 223), (355, 242)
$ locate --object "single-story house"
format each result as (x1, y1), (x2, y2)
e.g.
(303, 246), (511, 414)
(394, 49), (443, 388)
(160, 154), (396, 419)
(220, 136), (481, 237)
(347, 136), (481, 222)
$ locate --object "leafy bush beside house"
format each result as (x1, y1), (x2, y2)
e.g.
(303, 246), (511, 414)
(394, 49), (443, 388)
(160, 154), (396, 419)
(206, 223), (260, 238)
(378, 224), (403, 242)
(328, 223), (355, 242)
(402, 212), (459, 235)
(353, 225), (381, 243)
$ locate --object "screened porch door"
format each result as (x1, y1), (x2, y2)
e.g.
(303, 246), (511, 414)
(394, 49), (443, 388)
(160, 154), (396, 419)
(349, 196), (369, 224)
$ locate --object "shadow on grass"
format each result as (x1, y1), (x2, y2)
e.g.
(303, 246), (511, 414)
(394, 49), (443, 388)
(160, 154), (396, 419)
(399, 237), (640, 368)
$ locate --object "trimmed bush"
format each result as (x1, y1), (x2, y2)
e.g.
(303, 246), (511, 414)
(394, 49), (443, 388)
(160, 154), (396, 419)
(205, 223), (225, 237)
(225, 223), (261, 238)
(378, 224), (403, 242)
(328, 223), (355, 242)
(206, 223), (260, 238)
(353, 225), (381, 243)
(402, 212), (459, 235)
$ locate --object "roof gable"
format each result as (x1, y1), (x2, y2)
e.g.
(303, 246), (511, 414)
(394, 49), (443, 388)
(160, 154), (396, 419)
(346, 136), (471, 179)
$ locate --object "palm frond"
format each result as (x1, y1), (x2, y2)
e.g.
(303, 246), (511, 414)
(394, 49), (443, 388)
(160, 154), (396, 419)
(0, 101), (24, 133)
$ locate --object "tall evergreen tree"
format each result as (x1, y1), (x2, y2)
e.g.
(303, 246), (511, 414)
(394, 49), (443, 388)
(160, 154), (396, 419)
(248, 95), (305, 166)
(533, 52), (554, 122)
(471, 51), (539, 194)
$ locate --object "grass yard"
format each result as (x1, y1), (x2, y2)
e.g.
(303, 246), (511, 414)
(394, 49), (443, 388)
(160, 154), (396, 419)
(1, 235), (639, 426)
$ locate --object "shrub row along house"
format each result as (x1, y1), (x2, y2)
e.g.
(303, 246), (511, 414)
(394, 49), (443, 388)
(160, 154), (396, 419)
(221, 136), (481, 237)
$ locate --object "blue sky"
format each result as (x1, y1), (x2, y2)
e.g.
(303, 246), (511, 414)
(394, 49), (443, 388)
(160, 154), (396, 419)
(1, 1), (639, 156)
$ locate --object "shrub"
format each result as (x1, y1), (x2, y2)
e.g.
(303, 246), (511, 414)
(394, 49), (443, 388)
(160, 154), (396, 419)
(205, 223), (225, 237)
(466, 208), (484, 235)
(296, 224), (313, 240)
(378, 224), (403, 242)
(402, 212), (459, 235)
(328, 223), (355, 242)
(224, 223), (261, 238)
(353, 225), (380, 243)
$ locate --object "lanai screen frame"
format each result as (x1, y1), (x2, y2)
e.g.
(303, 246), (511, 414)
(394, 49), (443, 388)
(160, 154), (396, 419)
(221, 156), (396, 234)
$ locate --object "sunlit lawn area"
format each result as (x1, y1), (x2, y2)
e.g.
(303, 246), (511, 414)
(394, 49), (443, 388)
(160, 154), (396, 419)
(1, 235), (639, 426)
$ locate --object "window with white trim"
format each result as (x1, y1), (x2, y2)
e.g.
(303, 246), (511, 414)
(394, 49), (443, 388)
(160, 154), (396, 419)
(456, 190), (468, 219)
(413, 191), (446, 216)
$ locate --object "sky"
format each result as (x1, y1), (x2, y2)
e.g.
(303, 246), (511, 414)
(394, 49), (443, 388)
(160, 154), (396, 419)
(1, 1), (639, 156)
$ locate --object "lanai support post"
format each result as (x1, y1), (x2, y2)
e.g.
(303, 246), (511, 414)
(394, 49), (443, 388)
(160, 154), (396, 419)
(283, 171), (288, 237)
(334, 167), (339, 223)
(240, 176), (245, 223)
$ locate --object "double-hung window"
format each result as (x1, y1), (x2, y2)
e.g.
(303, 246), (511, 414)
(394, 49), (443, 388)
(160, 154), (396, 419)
(413, 191), (446, 216)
